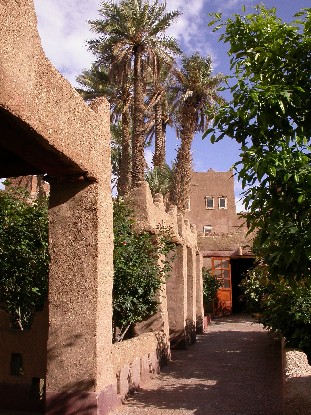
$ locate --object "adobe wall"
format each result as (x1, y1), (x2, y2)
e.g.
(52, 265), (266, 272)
(127, 182), (203, 350)
(0, 1), (115, 414)
(0, 0), (110, 181)
(0, 307), (48, 412)
(198, 219), (254, 269)
(0, 1), (205, 412)
(111, 333), (160, 401)
(186, 169), (238, 235)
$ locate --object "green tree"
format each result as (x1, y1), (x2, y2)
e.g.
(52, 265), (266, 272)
(146, 67), (175, 169)
(170, 53), (224, 211)
(206, 6), (311, 281)
(113, 199), (175, 341)
(0, 186), (49, 329)
(87, 0), (181, 188)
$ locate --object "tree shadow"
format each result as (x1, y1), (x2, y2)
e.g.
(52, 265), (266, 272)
(119, 318), (283, 414)
(285, 375), (311, 415)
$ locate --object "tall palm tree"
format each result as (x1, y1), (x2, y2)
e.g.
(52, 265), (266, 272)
(145, 66), (175, 169)
(169, 53), (225, 211)
(76, 64), (133, 195)
(87, 0), (181, 188)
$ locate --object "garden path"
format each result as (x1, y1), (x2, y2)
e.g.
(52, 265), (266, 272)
(111, 315), (283, 415)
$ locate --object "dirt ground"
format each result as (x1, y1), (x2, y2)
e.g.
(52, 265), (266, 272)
(111, 315), (283, 415)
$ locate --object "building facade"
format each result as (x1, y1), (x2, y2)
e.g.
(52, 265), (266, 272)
(186, 169), (254, 316)
(185, 169), (239, 236)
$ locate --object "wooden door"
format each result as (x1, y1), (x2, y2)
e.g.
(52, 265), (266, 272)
(212, 257), (232, 315)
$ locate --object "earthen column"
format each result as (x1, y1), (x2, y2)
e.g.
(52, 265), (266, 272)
(46, 178), (116, 415)
(186, 247), (197, 343)
(196, 251), (204, 333)
(166, 245), (188, 349)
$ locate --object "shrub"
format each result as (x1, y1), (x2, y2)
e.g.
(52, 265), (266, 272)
(202, 267), (222, 310)
(241, 265), (311, 359)
(0, 186), (49, 329)
(113, 199), (175, 341)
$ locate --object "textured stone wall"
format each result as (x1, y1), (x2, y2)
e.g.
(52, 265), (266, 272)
(0, 0), (111, 181)
(127, 182), (203, 350)
(0, 1), (114, 414)
(111, 333), (160, 401)
(0, 307), (48, 412)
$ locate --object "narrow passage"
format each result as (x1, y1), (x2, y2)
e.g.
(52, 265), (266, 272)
(112, 315), (283, 415)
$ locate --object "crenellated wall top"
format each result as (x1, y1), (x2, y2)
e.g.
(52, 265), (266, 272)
(126, 181), (198, 249)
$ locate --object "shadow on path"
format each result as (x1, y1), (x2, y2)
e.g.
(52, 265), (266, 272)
(113, 315), (283, 415)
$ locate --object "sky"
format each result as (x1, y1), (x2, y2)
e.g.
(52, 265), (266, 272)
(31, 0), (310, 210)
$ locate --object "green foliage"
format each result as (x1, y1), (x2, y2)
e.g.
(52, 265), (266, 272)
(145, 164), (172, 199)
(202, 268), (222, 306)
(0, 186), (49, 329)
(241, 265), (311, 358)
(85, 0), (181, 187)
(205, 6), (311, 281)
(113, 199), (175, 341)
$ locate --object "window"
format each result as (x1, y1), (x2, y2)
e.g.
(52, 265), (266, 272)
(203, 225), (212, 235)
(205, 196), (214, 209)
(218, 196), (227, 209)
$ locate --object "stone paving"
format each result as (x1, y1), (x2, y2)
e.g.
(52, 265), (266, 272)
(111, 315), (283, 415)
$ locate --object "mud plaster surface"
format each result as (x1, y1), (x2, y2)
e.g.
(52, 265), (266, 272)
(111, 315), (283, 415)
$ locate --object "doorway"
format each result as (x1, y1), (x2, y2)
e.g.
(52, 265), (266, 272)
(230, 257), (255, 314)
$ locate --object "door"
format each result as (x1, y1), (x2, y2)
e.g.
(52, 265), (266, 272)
(212, 257), (232, 315)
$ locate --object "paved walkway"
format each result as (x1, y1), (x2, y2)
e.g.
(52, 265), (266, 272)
(111, 315), (283, 415)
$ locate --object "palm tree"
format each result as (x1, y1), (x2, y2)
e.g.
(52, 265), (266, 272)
(169, 53), (225, 211)
(145, 163), (172, 202)
(87, 0), (181, 188)
(145, 66), (175, 169)
(76, 64), (133, 195)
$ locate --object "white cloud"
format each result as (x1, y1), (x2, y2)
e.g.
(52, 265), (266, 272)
(33, 0), (221, 86)
(165, 0), (215, 58)
(34, 0), (99, 85)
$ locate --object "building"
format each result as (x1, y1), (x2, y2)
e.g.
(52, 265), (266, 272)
(186, 169), (255, 315)
(185, 169), (239, 235)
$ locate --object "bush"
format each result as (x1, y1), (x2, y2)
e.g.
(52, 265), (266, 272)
(241, 265), (311, 359)
(113, 199), (175, 341)
(0, 186), (49, 329)
(202, 268), (222, 311)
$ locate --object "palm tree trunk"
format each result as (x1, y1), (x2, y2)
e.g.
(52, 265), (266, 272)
(132, 45), (146, 187)
(153, 102), (166, 168)
(118, 108), (132, 196)
(170, 106), (195, 211)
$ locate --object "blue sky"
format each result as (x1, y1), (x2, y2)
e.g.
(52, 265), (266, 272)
(31, 0), (310, 210)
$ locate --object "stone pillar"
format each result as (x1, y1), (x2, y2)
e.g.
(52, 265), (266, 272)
(166, 246), (188, 349)
(196, 251), (204, 333)
(186, 247), (197, 344)
(45, 178), (116, 415)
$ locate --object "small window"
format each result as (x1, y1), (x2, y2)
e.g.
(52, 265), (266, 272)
(218, 196), (227, 209)
(205, 196), (214, 209)
(203, 225), (212, 235)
